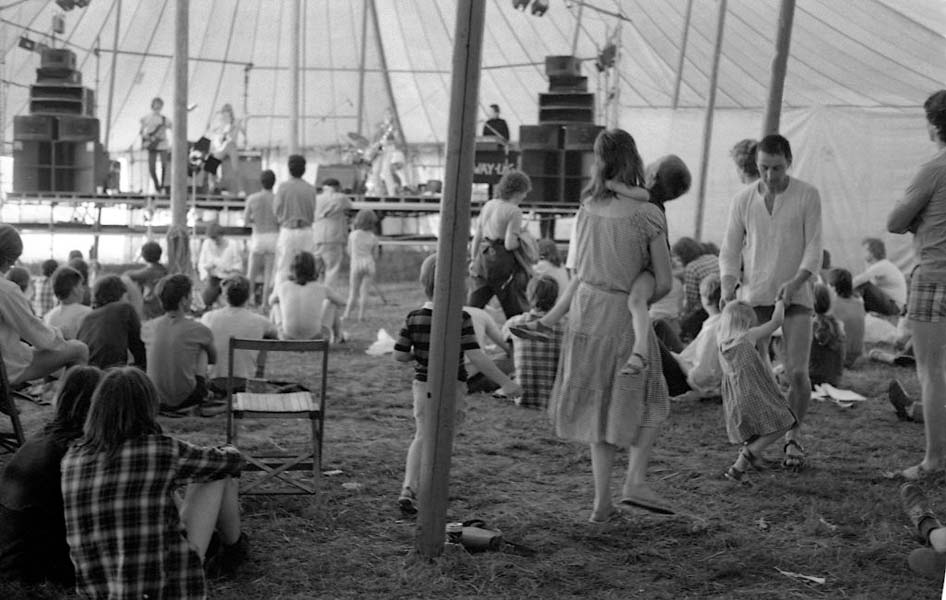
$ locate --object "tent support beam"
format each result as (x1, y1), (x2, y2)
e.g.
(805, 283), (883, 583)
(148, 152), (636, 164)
(762, 0), (795, 136)
(368, 0), (407, 147)
(168, 0), (190, 273)
(104, 0), (120, 148)
(356, 0), (368, 136)
(416, 0), (485, 559)
(289, 0), (300, 154)
(570, 1), (584, 56)
(671, 0), (693, 109)
(693, 0), (727, 241)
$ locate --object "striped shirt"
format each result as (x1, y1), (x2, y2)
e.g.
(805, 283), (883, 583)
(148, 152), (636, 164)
(61, 435), (244, 600)
(395, 302), (479, 382)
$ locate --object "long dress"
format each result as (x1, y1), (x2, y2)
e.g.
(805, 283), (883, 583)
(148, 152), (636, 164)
(718, 335), (797, 444)
(549, 198), (669, 448)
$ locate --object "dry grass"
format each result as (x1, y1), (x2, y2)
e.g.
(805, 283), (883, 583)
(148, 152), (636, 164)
(1, 280), (941, 599)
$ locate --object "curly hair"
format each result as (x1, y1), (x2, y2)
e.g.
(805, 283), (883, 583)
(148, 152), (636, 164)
(495, 171), (532, 200)
(924, 90), (946, 143)
(729, 138), (759, 180)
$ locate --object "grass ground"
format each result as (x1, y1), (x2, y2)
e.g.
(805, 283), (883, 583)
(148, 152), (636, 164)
(2, 280), (942, 599)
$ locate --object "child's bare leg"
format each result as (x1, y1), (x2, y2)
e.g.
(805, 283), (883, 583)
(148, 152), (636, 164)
(358, 272), (371, 321)
(725, 428), (788, 480)
(621, 272), (654, 375)
(343, 268), (360, 320)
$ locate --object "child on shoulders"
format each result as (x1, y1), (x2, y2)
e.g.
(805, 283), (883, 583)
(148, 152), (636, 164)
(502, 275), (564, 409)
(44, 266), (92, 340)
(394, 254), (522, 515)
(77, 275), (146, 370)
(146, 274), (217, 415)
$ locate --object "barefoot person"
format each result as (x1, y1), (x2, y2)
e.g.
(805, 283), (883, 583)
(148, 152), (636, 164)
(886, 89), (946, 481)
(719, 134), (823, 471)
(547, 129), (674, 523)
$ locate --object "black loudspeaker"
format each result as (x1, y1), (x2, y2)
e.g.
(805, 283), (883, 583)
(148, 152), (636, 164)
(563, 124), (604, 151)
(548, 75), (588, 93)
(13, 140), (53, 165)
(519, 124), (563, 150)
(520, 150), (560, 176)
(13, 162), (53, 192)
(41, 48), (77, 70)
(54, 141), (97, 169)
(36, 66), (81, 84)
(316, 164), (361, 193)
(545, 55), (581, 78)
(563, 150), (595, 177)
(58, 116), (99, 142)
(526, 176), (561, 204)
(14, 115), (56, 141)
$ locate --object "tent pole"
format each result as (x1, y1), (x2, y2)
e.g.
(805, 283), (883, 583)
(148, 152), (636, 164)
(762, 0), (795, 136)
(368, 0), (407, 147)
(570, 1), (584, 55)
(289, 0), (300, 155)
(167, 0), (190, 273)
(104, 0), (121, 149)
(671, 0), (693, 109)
(416, 0), (486, 559)
(693, 0), (727, 241)
(356, 0), (368, 136)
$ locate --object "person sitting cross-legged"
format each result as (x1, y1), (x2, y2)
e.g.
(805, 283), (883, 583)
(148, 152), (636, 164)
(44, 265), (92, 341)
(270, 251), (346, 342)
(77, 275), (146, 370)
(61, 367), (248, 598)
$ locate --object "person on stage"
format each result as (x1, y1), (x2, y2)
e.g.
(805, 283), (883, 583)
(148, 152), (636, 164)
(139, 97), (171, 194)
(207, 103), (245, 195)
(482, 104), (510, 143)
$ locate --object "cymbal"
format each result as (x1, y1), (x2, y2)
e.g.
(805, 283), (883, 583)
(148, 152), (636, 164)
(347, 131), (370, 147)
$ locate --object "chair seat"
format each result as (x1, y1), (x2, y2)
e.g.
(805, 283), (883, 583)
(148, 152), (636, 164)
(233, 391), (320, 413)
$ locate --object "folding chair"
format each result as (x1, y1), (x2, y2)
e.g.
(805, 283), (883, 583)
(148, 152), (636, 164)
(225, 338), (329, 495)
(0, 348), (27, 454)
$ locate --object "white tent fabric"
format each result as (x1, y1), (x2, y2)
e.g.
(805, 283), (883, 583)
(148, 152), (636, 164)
(0, 0), (944, 270)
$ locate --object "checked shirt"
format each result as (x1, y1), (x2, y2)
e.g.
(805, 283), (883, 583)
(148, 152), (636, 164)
(502, 310), (564, 409)
(61, 435), (243, 600)
(682, 254), (719, 315)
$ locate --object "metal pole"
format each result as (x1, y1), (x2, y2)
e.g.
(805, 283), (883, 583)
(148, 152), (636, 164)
(170, 0), (188, 229)
(693, 0), (727, 241)
(570, 1), (584, 56)
(761, 0), (795, 136)
(356, 0), (368, 136)
(289, 0), (300, 154)
(416, 0), (486, 559)
(671, 0), (694, 109)
(104, 0), (121, 149)
(368, 0), (407, 147)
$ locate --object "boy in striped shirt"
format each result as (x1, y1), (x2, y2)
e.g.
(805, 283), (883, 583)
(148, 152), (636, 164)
(394, 254), (522, 515)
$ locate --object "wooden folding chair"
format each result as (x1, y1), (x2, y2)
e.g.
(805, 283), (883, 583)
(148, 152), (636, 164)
(0, 348), (27, 454)
(225, 338), (329, 495)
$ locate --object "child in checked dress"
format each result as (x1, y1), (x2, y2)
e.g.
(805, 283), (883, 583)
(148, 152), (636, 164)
(717, 299), (797, 481)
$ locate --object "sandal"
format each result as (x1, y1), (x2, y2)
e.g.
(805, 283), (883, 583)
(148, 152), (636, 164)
(620, 352), (649, 376)
(739, 445), (767, 471)
(509, 319), (555, 342)
(782, 439), (806, 471)
(723, 463), (746, 482)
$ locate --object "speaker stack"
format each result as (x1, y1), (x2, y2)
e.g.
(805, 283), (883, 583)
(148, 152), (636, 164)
(518, 55), (603, 226)
(14, 47), (105, 194)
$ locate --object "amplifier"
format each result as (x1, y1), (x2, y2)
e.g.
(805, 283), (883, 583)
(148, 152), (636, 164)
(13, 115), (56, 141)
(545, 55), (582, 78)
(58, 116), (100, 142)
(563, 124), (604, 150)
(41, 48), (77, 70)
(36, 66), (81, 85)
(519, 124), (563, 150)
(548, 75), (588, 93)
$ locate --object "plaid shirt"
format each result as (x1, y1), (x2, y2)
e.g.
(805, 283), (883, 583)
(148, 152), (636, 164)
(33, 275), (55, 318)
(502, 310), (564, 409)
(683, 254), (719, 315)
(61, 435), (244, 600)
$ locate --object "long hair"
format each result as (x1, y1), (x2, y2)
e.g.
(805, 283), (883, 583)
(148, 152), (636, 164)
(43, 366), (103, 447)
(79, 367), (161, 459)
(582, 129), (645, 203)
(352, 209), (379, 232)
(290, 251), (323, 285)
(717, 301), (758, 346)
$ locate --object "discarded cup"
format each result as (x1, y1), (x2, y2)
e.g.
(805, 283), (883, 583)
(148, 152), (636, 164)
(446, 522), (464, 544)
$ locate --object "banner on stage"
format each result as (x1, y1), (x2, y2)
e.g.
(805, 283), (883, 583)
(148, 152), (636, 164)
(472, 150), (519, 185)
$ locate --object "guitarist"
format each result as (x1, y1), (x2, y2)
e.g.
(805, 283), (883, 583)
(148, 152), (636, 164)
(206, 103), (245, 195)
(139, 97), (171, 194)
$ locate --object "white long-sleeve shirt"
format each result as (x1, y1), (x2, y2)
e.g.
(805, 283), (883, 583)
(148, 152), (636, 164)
(719, 178), (823, 308)
(0, 277), (67, 382)
(197, 238), (243, 280)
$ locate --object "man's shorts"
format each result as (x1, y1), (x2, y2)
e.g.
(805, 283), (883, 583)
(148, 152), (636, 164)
(907, 269), (946, 323)
(250, 231), (278, 255)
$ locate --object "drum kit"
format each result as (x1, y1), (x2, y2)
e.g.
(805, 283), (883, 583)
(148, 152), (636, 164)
(342, 131), (374, 166)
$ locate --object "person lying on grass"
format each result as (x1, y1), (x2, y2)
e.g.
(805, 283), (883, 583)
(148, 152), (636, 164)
(510, 154), (691, 379)
(0, 365), (102, 588)
(61, 367), (248, 599)
(393, 253), (523, 515)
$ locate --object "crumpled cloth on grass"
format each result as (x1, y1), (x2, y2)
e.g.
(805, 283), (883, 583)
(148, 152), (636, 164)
(366, 328), (396, 356)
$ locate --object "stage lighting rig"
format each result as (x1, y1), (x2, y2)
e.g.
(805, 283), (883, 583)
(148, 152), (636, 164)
(55, 0), (91, 11)
(511, 0), (547, 16)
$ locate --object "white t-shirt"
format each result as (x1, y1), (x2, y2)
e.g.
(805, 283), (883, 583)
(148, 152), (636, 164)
(200, 306), (277, 379)
(273, 280), (330, 340)
(532, 260), (570, 299)
(44, 302), (92, 340)
(852, 258), (907, 307)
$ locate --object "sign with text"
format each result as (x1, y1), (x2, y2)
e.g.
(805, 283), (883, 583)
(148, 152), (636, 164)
(472, 150), (520, 185)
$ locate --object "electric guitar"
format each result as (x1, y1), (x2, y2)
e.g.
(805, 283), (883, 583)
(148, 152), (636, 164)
(141, 116), (167, 150)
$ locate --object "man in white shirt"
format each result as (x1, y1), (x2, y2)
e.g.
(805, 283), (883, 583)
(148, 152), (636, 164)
(852, 237), (907, 316)
(719, 134), (823, 471)
(197, 222), (244, 310)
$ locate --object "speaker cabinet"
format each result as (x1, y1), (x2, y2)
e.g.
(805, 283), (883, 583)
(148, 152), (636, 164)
(563, 125), (604, 151)
(58, 116), (99, 142)
(13, 115), (56, 141)
(519, 124), (563, 150)
(41, 48), (77, 70)
(545, 55), (581, 78)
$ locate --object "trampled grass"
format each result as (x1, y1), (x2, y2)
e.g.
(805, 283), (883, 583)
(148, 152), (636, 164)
(2, 281), (941, 599)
